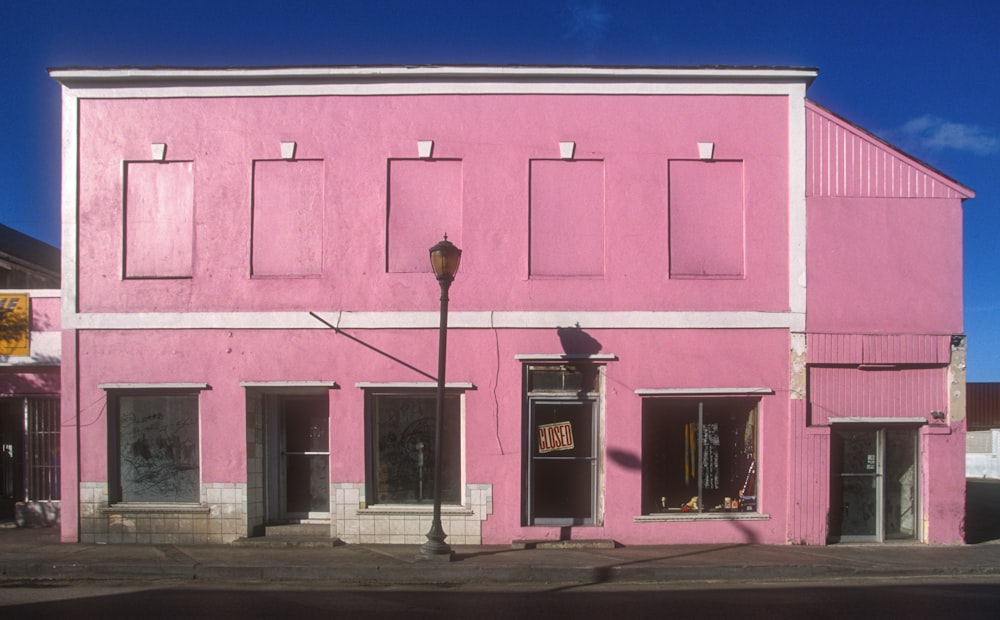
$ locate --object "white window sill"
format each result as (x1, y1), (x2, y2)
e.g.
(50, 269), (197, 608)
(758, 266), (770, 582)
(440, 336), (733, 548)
(634, 512), (769, 523)
(357, 504), (474, 517)
(102, 503), (210, 515)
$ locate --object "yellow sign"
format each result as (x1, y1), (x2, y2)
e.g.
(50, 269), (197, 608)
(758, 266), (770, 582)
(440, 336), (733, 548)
(0, 293), (30, 356)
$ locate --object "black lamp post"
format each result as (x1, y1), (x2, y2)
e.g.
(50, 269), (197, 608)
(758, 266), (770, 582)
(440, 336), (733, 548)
(420, 235), (461, 557)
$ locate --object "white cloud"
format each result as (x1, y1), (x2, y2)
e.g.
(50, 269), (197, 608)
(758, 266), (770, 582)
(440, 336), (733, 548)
(564, 1), (611, 42)
(897, 115), (1000, 156)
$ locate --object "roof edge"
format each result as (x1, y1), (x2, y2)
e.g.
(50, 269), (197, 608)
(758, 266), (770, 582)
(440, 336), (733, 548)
(48, 64), (819, 88)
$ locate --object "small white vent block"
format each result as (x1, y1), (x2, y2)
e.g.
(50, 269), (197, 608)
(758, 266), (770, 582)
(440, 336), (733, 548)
(559, 141), (576, 160)
(418, 140), (434, 158)
(698, 142), (715, 160)
(280, 142), (297, 160)
(151, 143), (167, 161)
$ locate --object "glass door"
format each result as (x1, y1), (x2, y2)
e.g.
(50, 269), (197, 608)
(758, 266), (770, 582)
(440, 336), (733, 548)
(266, 395), (330, 522)
(830, 427), (918, 543)
(526, 400), (597, 525)
(833, 429), (880, 540)
(885, 429), (918, 540)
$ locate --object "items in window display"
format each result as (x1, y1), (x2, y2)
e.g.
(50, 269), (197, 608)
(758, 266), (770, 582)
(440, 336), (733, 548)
(642, 398), (758, 515)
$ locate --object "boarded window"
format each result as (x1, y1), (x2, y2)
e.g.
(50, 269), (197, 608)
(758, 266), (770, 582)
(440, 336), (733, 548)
(386, 160), (462, 273)
(251, 160), (324, 277)
(668, 160), (745, 278)
(529, 160), (605, 277)
(124, 162), (194, 278)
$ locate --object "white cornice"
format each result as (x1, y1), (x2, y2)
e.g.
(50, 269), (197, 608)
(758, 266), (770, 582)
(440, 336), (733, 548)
(48, 65), (817, 98)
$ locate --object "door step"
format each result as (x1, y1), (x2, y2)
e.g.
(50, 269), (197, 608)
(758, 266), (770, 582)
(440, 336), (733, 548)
(231, 523), (339, 548)
(264, 523), (331, 537)
(511, 539), (617, 550)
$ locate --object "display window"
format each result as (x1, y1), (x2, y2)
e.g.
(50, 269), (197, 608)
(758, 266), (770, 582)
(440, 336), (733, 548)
(641, 398), (758, 515)
(365, 391), (462, 505)
(108, 391), (200, 504)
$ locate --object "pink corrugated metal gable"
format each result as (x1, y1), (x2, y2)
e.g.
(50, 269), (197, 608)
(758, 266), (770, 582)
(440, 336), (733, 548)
(806, 101), (975, 199)
(807, 333), (951, 365)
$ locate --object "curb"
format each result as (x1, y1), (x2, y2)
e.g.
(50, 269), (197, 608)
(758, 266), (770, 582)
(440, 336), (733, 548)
(5, 561), (1000, 586)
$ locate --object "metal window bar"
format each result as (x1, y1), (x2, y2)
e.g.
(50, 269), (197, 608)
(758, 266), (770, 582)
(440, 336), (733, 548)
(25, 398), (60, 501)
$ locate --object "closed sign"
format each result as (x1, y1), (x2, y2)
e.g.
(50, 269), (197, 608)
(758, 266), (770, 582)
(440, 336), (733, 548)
(537, 421), (574, 453)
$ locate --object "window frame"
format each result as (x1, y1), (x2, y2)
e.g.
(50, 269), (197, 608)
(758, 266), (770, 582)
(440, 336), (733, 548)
(522, 363), (604, 527)
(106, 387), (203, 505)
(362, 386), (467, 508)
(639, 396), (760, 517)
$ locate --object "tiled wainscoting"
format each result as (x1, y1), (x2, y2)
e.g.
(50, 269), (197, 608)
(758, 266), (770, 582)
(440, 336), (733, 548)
(333, 482), (493, 545)
(78, 481), (247, 544)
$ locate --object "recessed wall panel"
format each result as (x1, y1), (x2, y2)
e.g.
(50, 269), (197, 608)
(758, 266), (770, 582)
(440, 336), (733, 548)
(251, 160), (324, 277)
(387, 159), (462, 273)
(669, 160), (745, 278)
(124, 161), (194, 278)
(529, 160), (605, 277)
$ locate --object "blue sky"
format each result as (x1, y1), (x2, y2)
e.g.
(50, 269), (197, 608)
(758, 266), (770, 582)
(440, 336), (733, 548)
(2, 0), (997, 379)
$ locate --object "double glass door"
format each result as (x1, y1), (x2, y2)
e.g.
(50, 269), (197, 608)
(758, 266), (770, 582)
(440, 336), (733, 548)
(830, 427), (918, 542)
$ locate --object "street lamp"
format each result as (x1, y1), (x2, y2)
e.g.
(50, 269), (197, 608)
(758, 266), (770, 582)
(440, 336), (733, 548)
(420, 235), (462, 558)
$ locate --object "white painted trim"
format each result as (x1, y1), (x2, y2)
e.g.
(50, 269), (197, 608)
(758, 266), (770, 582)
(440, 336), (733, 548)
(64, 310), (803, 331)
(49, 66), (816, 101)
(828, 417), (926, 425)
(0, 289), (61, 298)
(788, 85), (808, 319)
(98, 382), (210, 390)
(240, 381), (338, 388)
(51, 82), (812, 101)
(61, 89), (80, 322)
(50, 66), (818, 95)
(635, 387), (774, 396)
(515, 354), (618, 362)
(354, 382), (475, 390)
(50, 65), (818, 81)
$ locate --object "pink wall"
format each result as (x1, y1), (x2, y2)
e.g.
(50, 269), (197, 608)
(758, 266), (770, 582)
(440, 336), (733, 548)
(75, 95), (789, 315)
(73, 326), (792, 544)
(807, 196), (963, 334)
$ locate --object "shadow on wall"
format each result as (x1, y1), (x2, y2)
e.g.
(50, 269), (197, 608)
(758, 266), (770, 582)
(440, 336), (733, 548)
(966, 478), (1000, 543)
(557, 324), (602, 357)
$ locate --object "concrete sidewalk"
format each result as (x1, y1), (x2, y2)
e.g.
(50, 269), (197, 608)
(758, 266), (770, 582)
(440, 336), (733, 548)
(2, 526), (1000, 586)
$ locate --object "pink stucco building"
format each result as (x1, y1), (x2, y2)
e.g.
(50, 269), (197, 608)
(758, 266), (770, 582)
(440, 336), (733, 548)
(1, 225), (61, 526)
(50, 65), (973, 546)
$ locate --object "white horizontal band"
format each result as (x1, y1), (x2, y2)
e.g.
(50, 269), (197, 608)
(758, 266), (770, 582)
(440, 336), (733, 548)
(66, 310), (804, 331)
